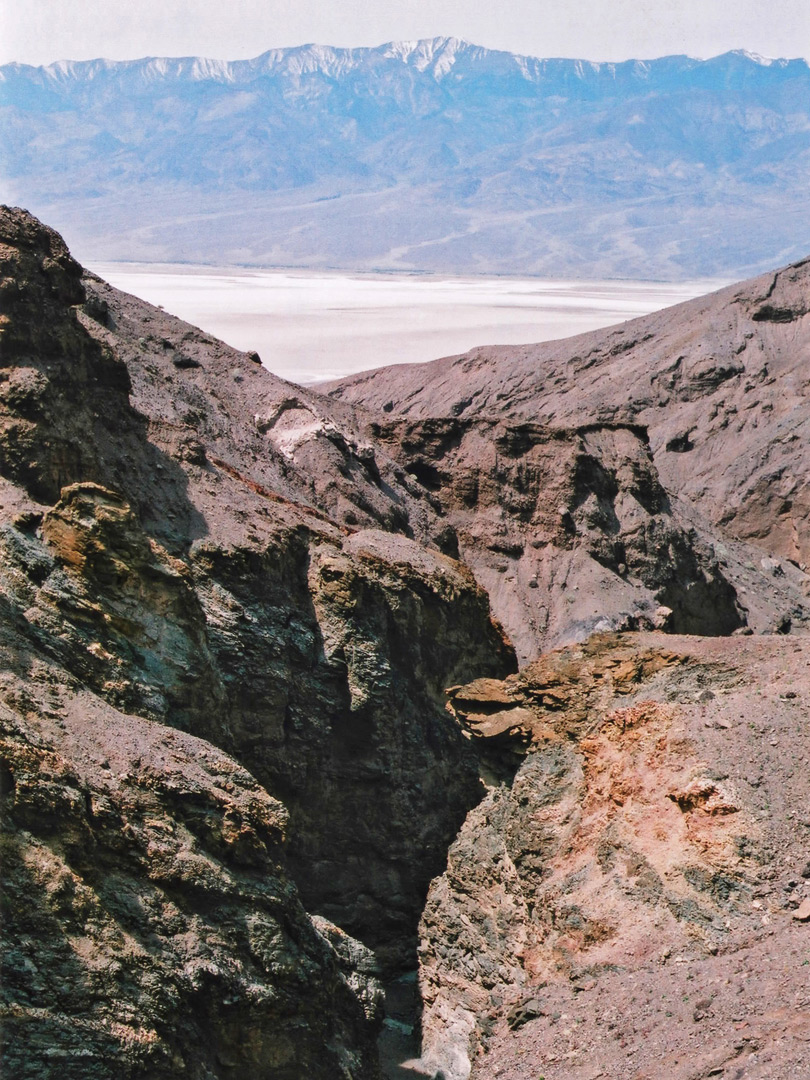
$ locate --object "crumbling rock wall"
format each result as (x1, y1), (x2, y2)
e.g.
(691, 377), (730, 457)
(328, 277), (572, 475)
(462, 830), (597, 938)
(0, 205), (515, 1026)
(370, 418), (744, 661)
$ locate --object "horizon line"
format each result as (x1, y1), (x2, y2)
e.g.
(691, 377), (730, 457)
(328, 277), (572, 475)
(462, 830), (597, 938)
(2, 38), (808, 71)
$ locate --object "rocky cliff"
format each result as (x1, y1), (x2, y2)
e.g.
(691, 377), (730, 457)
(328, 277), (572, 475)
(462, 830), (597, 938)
(0, 206), (519, 1075)
(0, 659), (384, 1080)
(5, 207), (810, 1080)
(419, 633), (810, 1080)
(326, 247), (810, 1078)
(327, 256), (810, 575)
(368, 417), (745, 662)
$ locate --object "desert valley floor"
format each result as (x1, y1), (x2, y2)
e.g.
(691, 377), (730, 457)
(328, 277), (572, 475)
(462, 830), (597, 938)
(88, 263), (719, 385)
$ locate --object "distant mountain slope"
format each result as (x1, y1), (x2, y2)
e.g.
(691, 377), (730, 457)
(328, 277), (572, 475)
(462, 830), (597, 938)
(2, 39), (810, 277)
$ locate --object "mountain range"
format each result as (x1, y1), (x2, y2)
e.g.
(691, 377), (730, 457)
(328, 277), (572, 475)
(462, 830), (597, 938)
(2, 38), (810, 277)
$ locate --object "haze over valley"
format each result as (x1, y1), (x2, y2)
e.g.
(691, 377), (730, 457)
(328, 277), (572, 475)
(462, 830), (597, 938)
(91, 263), (720, 382)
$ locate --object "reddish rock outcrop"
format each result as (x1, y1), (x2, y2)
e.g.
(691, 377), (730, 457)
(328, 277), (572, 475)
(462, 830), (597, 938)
(417, 633), (810, 1079)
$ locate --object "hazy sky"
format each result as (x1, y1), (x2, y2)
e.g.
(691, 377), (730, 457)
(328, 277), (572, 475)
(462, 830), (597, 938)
(2, 0), (809, 67)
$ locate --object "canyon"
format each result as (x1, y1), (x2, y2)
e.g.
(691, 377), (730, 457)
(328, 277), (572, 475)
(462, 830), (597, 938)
(3, 206), (810, 1080)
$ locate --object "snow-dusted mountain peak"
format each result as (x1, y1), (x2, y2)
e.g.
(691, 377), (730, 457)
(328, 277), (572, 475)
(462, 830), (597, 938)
(382, 36), (474, 73)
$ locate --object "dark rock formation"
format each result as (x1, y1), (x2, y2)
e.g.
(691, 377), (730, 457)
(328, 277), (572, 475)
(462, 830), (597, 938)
(322, 245), (810, 1079)
(326, 257), (810, 563)
(0, 205), (135, 504)
(0, 664), (383, 1080)
(328, 256), (810, 641)
(3, 475), (511, 965)
(0, 206), (514, 1071)
(369, 417), (743, 661)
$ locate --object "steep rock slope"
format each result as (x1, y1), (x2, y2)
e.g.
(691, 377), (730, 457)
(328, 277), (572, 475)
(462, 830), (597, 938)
(37, 207), (761, 673)
(0, 203), (515, 995)
(328, 255), (810, 610)
(0, 653), (383, 1080)
(368, 417), (744, 661)
(2, 43), (810, 277)
(418, 632), (810, 1080)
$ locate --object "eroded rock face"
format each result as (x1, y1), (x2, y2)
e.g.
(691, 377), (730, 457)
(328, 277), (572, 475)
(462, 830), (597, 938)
(76, 266), (436, 550)
(0, 203), (516, 1030)
(6, 481), (505, 959)
(326, 256), (810, 616)
(9, 206), (810, 1080)
(417, 632), (810, 1080)
(0, 660), (383, 1080)
(188, 526), (513, 965)
(0, 207), (135, 503)
(370, 418), (743, 661)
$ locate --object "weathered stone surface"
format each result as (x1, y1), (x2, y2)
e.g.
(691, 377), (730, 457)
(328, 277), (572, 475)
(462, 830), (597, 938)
(328, 257), (810, 640)
(9, 207), (810, 1080)
(0, 207), (521, 1073)
(5, 479), (510, 968)
(0, 207), (134, 504)
(418, 632), (810, 1080)
(0, 669), (383, 1079)
(0, 207), (517, 982)
(369, 418), (744, 660)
